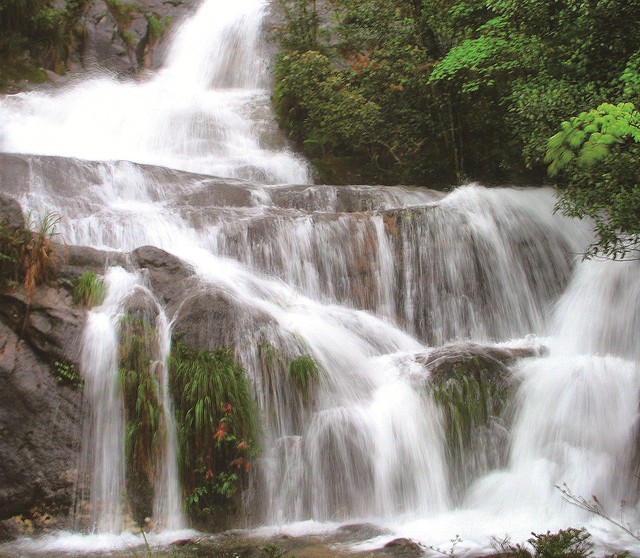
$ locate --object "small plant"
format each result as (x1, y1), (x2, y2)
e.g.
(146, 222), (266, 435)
(261, 543), (289, 558)
(53, 361), (83, 388)
(288, 354), (319, 397)
(558, 484), (639, 546)
(428, 534), (462, 558)
(528, 528), (592, 558)
(504, 527), (629, 558)
(73, 270), (106, 307)
(0, 212), (61, 300)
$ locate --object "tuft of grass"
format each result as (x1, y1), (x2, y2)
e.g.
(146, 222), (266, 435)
(73, 270), (106, 307)
(0, 212), (61, 300)
(288, 354), (319, 398)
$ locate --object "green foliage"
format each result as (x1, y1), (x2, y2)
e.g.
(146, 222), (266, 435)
(430, 359), (509, 471)
(169, 342), (257, 520)
(527, 528), (592, 558)
(147, 13), (172, 42)
(288, 355), (319, 397)
(104, 0), (139, 29)
(428, 16), (535, 92)
(545, 103), (640, 259)
(546, 103), (640, 176)
(53, 360), (83, 388)
(273, 0), (640, 185)
(73, 270), (106, 307)
(0, 212), (60, 300)
(276, 0), (324, 53)
(0, 0), (91, 81)
(258, 341), (321, 403)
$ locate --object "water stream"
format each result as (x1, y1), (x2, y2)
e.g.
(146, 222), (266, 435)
(1, 0), (639, 555)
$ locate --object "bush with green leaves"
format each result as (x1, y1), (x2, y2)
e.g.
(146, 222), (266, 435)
(273, 0), (640, 185)
(0, 0), (91, 83)
(545, 102), (640, 259)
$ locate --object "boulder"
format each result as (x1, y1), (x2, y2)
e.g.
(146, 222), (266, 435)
(131, 245), (195, 316)
(417, 341), (546, 385)
(82, 0), (201, 74)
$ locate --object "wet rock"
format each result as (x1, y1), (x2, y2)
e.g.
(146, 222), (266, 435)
(0, 194), (25, 231)
(334, 522), (391, 542)
(60, 245), (127, 280)
(0, 287), (85, 364)
(417, 341), (546, 385)
(171, 290), (238, 351)
(0, 299), (83, 523)
(0, 518), (21, 542)
(378, 538), (425, 558)
(82, 0), (201, 74)
(132, 245), (195, 315)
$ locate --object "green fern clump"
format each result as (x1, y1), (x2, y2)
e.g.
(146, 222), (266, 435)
(73, 271), (106, 307)
(170, 342), (257, 520)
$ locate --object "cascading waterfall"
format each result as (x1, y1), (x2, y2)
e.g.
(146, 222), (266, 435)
(1, 0), (639, 554)
(77, 268), (184, 532)
(0, 0), (309, 183)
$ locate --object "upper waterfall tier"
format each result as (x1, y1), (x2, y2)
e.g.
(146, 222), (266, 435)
(0, 0), (310, 183)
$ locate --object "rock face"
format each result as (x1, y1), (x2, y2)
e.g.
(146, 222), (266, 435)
(0, 286), (84, 524)
(80, 0), (201, 74)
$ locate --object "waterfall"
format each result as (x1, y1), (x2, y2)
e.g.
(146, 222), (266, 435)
(76, 268), (184, 532)
(0, 0), (309, 183)
(1, 0), (639, 554)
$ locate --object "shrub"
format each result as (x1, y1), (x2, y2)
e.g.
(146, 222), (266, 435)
(0, 212), (61, 300)
(53, 360), (83, 388)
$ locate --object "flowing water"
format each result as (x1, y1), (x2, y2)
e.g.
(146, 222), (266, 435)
(1, 0), (639, 556)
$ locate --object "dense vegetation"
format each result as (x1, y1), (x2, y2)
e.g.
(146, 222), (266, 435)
(273, 0), (640, 258)
(170, 342), (257, 525)
(0, 0), (172, 88)
(0, 0), (92, 85)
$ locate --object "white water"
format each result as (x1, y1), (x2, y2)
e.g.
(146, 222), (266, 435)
(76, 268), (184, 533)
(1, 0), (639, 556)
(0, 0), (309, 183)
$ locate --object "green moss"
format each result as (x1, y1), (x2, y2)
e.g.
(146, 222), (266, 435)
(430, 358), (510, 471)
(118, 314), (161, 525)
